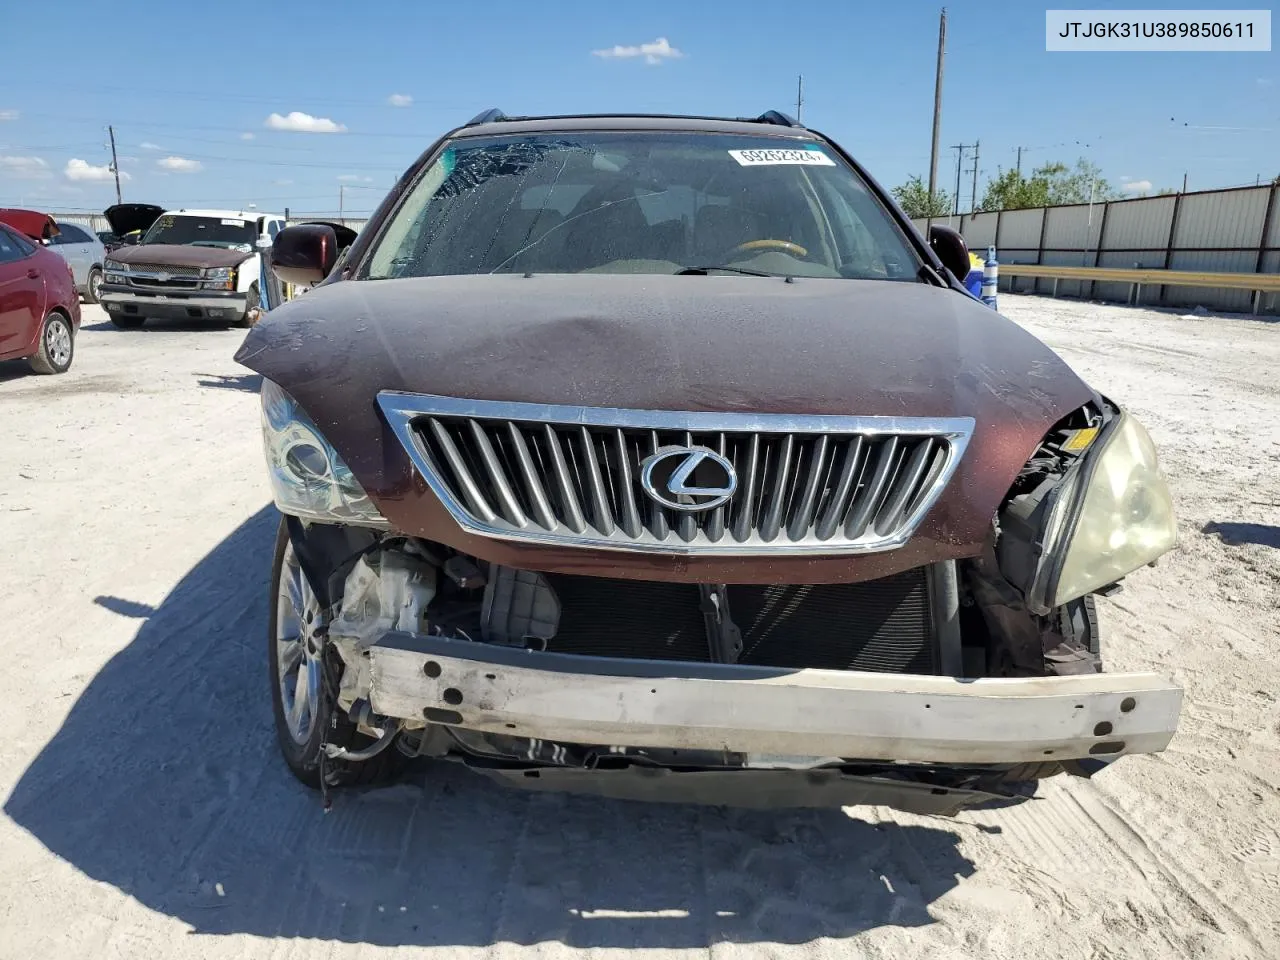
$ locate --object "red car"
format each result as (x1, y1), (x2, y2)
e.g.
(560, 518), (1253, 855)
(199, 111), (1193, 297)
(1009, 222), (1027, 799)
(0, 209), (82, 374)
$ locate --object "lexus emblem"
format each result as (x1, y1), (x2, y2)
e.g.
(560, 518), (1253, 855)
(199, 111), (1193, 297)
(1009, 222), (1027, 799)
(157, 271), (171, 282)
(640, 446), (738, 513)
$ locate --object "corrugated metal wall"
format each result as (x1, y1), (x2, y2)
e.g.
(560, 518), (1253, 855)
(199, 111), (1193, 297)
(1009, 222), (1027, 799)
(917, 182), (1279, 314)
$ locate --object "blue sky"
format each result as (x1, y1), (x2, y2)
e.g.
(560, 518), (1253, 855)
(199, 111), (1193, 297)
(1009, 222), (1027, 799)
(1, 0), (1276, 216)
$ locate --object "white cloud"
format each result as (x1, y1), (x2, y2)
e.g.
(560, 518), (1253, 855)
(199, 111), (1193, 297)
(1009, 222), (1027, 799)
(388, 93), (413, 107)
(0, 155), (51, 179)
(157, 155), (202, 172)
(337, 174), (373, 182)
(140, 141), (163, 150)
(265, 111), (347, 133)
(240, 132), (255, 140)
(64, 158), (130, 183)
(273, 178), (293, 186)
(1258, 77), (1274, 87)
(0, 109), (19, 121)
(591, 36), (683, 65)
(1121, 179), (1153, 194)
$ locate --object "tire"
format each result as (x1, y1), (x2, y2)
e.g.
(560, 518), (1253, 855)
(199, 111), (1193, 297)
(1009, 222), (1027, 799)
(27, 311), (74, 374)
(231, 282), (260, 328)
(998, 597), (1106, 784)
(85, 267), (103, 304)
(1061, 594), (1103, 658)
(267, 518), (404, 789)
(999, 761), (1067, 782)
(109, 315), (146, 330)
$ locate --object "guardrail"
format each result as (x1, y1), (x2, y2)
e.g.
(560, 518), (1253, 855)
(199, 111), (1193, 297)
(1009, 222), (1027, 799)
(1000, 264), (1280, 314)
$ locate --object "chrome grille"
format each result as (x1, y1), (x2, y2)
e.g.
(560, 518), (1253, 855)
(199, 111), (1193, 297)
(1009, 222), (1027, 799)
(378, 393), (973, 555)
(129, 275), (201, 290)
(126, 263), (202, 277)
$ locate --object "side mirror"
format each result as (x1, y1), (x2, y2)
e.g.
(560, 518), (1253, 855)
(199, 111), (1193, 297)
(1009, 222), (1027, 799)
(928, 223), (971, 281)
(255, 236), (272, 249)
(270, 224), (338, 285)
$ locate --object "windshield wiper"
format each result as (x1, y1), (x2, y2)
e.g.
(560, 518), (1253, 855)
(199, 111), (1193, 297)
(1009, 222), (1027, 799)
(674, 265), (778, 277)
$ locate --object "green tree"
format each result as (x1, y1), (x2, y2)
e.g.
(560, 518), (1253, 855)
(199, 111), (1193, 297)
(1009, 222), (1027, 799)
(1046, 159), (1116, 204)
(891, 175), (952, 218)
(980, 168), (1051, 211)
(979, 158), (1118, 211)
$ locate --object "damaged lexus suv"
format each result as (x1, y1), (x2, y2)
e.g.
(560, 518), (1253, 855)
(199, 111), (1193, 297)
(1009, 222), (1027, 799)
(235, 109), (1183, 815)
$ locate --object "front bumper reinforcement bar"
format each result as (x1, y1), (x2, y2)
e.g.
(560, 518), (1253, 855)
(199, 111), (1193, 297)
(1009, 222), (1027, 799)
(360, 632), (1183, 766)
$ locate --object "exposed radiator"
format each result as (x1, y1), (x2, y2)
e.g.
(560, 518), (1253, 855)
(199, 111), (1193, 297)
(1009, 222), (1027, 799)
(537, 567), (937, 674)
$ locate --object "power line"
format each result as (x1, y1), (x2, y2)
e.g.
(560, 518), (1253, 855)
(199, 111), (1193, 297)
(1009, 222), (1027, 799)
(18, 111), (444, 140)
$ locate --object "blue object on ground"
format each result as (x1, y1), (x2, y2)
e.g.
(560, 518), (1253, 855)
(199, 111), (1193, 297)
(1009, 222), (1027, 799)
(964, 267), (983, 299)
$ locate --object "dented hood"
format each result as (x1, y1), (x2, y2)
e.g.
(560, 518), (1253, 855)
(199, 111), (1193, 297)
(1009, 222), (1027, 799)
(107, 243), (253, 269)
(236, 274), (1097, 582)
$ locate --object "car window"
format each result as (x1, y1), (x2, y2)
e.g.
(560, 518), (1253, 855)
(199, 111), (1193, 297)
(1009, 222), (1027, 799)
(268, 220), (281, 239)
(55, 223), (90, 244)
(363, 131), (921, 282)
(0, 226), (33, 263)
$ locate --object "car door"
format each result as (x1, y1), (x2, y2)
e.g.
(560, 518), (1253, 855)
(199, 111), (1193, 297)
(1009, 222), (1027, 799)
(51, 222), (93, 289)
(0, 226), (45, 360)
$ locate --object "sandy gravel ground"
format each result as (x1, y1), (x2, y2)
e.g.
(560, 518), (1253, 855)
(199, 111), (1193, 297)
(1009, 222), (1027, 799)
(0, 298), (1277, 959)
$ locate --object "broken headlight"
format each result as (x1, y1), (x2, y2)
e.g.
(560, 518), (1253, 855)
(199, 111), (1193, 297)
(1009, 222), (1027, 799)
(1025, 409), (1176, 612)
(259, 379), (389, 528)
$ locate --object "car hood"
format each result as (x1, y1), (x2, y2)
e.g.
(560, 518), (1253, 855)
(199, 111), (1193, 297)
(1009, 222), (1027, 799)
(0, 208), (59, 241)
(103, 203), (165, 237)
(236, 274), (1097, 582)
(107, 243), (253, 269)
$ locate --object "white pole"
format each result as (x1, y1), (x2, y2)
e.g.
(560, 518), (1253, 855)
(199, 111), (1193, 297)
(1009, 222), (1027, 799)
(1083, 177), (1096, 267)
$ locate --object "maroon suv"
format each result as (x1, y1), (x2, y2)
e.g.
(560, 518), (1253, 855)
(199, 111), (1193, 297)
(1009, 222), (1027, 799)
(236, 110), (1182, 814)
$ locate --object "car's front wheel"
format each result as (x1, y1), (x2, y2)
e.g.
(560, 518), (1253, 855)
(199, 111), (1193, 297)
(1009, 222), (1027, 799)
(232, 282), (260, 328)
(268, 518), (404, 789)
(85, 267), (104, 304)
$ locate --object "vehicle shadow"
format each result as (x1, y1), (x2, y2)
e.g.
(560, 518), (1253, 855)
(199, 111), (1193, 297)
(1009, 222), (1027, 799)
(81, 319), (246, 333)
(1203, 520), (1280, 549)
(196, 372), (261, 392)
(0, 359), (36, 383)
(5, 507), (976, 948)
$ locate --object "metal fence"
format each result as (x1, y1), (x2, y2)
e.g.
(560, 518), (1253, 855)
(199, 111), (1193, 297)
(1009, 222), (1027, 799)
(912, 181), (1280, 314)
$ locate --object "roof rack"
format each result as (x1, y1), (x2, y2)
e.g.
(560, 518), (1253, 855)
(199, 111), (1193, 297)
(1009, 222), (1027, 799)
(753, 110), (802, 128)
(465, 108), (803, 129)
(466, 108), (508, 126)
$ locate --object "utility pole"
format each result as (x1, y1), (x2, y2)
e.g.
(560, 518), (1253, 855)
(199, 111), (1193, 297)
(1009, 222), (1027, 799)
(950, 142), (973, 217)
(1015, 145), (1024, 177)
(795, 74), (804, 124)
(339, 184), (345, 224)
(1182, 172), (1188, 193)
(969, 140), (980, 213)
(107, 125), (122, 205)
(928, 8), (947, 207)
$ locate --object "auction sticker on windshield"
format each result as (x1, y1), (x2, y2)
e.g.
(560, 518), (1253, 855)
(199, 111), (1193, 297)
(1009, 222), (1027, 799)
(729, 148), (836, 166)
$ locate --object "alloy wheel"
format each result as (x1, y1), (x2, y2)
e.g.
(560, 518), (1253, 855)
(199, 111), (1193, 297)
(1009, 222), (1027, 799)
(46, 318), (72, 368)
(275, 542), (323, 745)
